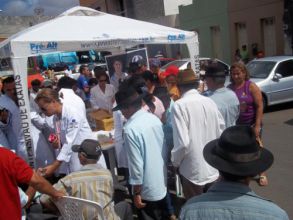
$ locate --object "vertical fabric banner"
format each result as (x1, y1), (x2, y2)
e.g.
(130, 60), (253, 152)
(186, 38), (200, 75)
(11, 57), (35, 168)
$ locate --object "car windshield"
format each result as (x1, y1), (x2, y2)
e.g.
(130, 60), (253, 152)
(247, 61), (276, 79)
(161, 60), (189, 70)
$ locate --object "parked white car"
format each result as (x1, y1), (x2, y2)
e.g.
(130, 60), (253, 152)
(247, 56), (293, 108)
(160, 58), (230, 75)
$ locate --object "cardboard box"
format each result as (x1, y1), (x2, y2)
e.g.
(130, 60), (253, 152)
(89, 109), (114, 131)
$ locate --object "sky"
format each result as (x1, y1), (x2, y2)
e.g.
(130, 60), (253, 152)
(0, 0), (80, 16)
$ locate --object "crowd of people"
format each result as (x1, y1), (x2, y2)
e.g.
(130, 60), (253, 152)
(0, 57), (289, 220)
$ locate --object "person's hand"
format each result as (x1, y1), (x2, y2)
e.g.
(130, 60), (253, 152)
(48, 134), (60, 149)
(51, 190), (66, 200)
(51, 140), (60, 149)
(37, 164), (57, 177)
(133, 194), (146, 209)
(37, 167), (46, 176)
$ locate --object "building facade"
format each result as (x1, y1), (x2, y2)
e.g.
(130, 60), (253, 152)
(0, 16), (51, 42)
(79, 0), (124, 15)
(179, 0), (285, 64)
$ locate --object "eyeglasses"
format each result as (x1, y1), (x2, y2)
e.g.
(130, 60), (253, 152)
(99, 79), (107, 83)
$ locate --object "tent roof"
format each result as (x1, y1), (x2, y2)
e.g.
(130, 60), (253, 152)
(0, 6), (197, 58)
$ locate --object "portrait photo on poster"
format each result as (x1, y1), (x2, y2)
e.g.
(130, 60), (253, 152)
(105, 48), (149, 78)
(105, 53), (127, 78)
(126, 48), (149, 69)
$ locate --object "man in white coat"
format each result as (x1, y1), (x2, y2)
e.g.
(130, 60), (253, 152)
(171, 70), (225, 200)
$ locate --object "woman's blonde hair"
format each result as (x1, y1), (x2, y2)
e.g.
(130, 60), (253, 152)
(35, 88), (60, 103)
(230, 62), (250, 83)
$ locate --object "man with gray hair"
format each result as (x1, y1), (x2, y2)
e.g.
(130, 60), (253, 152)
(204, 66), (240, 128)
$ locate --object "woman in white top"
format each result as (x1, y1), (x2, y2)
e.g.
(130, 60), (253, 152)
(90, 69), (116, 112)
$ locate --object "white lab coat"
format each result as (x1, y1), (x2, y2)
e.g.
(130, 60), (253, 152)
(55, 102), (106, 174)
(171, 89), (225, 185)
(90, 84), (115, 112)
(29, 91), (40, 112)
(0, 95), (27, 160)
(59, 88), (86, 117)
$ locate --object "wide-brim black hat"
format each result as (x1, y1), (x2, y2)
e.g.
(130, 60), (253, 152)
(205, 66), (226, 78)
(203, 125), (274, 176)
(112, 87), (143, 111)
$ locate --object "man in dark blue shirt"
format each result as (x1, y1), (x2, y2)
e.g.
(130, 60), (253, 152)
(77, 64), (91, 102)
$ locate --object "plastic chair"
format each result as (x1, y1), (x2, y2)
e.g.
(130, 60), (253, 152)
(54, 196), (105, 220)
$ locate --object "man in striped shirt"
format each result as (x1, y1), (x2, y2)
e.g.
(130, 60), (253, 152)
(40, 139), (132, 220)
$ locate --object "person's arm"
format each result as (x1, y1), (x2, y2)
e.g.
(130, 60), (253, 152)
(29, 171), (65, 199)
(23, 186), (36, 208)
(171, 103), (189, 169)
(250, 82), (263, 137)
(40, 178), (67, 213)
(132, 185), (146, 209)
(38, 160), (62, 177)
(124, 128), (146, 208)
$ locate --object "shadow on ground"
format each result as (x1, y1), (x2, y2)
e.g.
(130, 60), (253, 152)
(265, 101), (293, 113)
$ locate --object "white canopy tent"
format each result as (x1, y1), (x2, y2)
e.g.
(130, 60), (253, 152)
(0, 6), (199, 167)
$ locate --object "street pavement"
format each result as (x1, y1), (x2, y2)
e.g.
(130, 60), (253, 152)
(250, 101), (293, 219)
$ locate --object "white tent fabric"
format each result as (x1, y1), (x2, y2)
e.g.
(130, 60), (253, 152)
(0, 6), (199, 167)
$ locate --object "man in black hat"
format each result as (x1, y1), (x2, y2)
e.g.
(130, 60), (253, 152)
(204, 66), (240, 128)
(180, 125), (289, 220)
(113, 86), (168, 220)
(40, 139), (132, 220)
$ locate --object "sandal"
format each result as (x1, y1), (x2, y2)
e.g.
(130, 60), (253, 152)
(258, 175), (268, 186)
